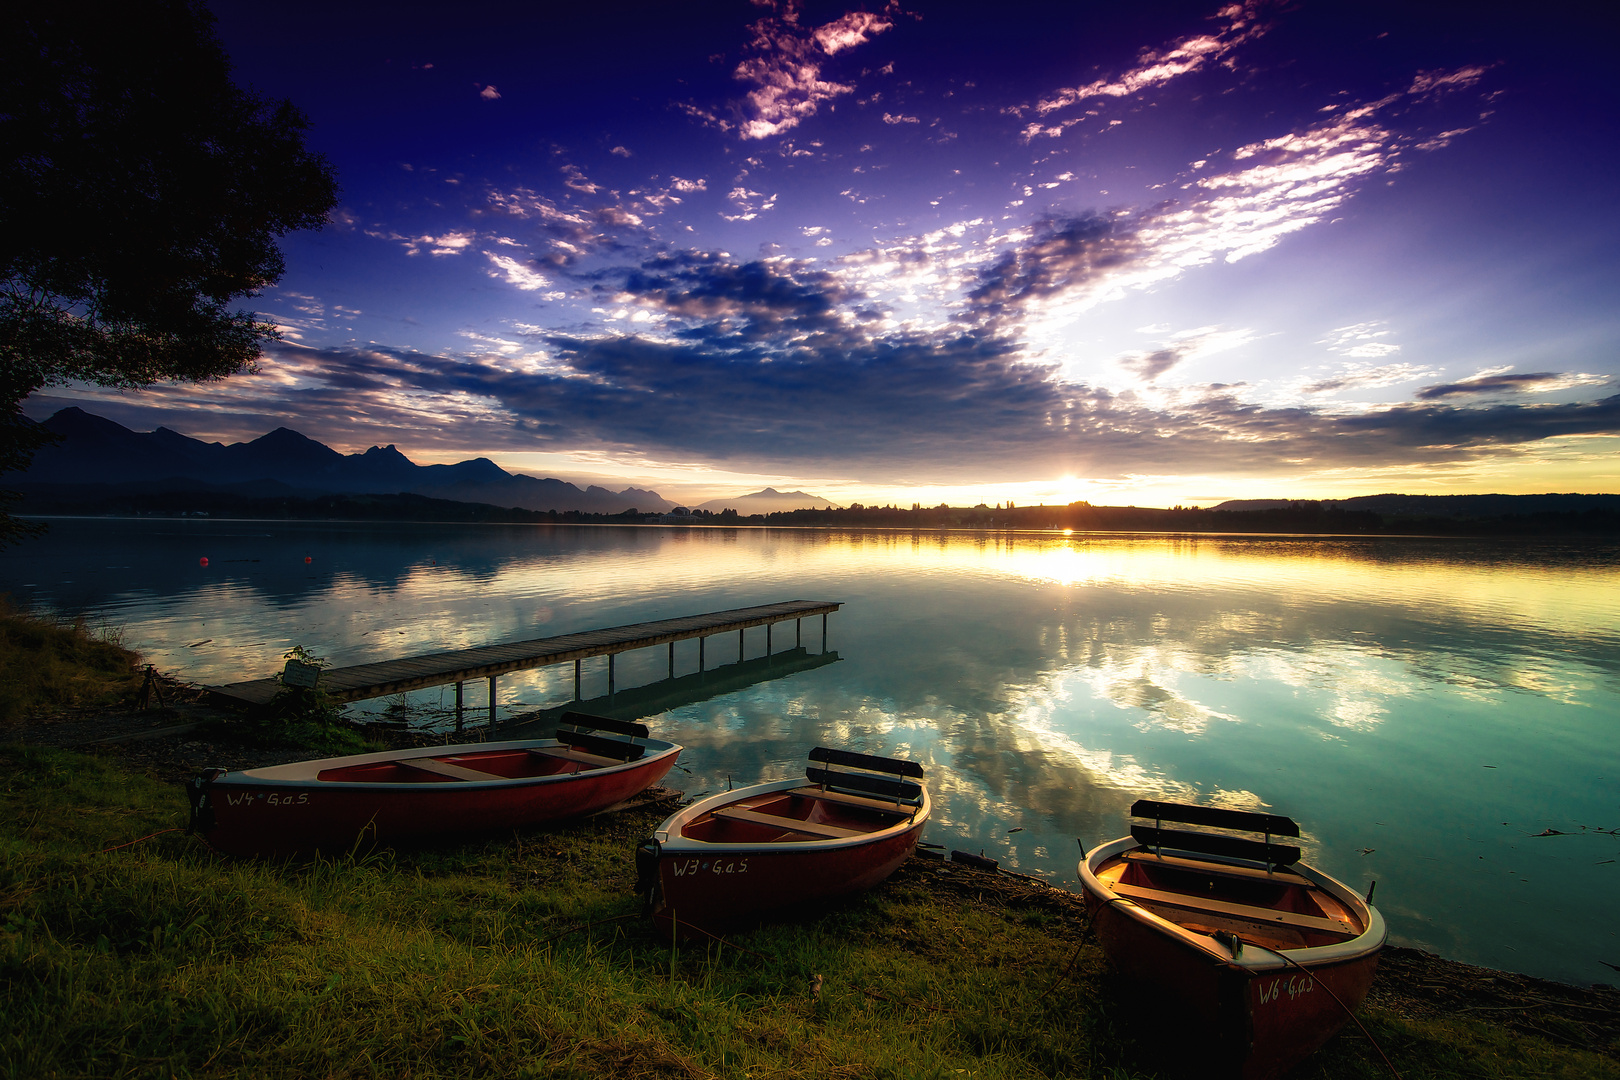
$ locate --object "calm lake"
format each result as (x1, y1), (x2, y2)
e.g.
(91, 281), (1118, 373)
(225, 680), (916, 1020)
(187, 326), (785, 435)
(7, 517), (1618, 985)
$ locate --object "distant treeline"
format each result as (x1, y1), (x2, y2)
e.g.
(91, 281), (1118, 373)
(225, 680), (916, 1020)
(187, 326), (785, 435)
(14, 488), (1620, 537)
(754, 501), (1620, 537)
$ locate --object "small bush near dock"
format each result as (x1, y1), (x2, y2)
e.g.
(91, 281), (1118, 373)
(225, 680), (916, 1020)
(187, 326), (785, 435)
(0, 601), (142, 724)
(1, 744), (1617, 1080)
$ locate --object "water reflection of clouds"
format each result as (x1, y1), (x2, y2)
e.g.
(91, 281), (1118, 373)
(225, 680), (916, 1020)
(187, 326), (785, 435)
(1238, 646), (1415, 732)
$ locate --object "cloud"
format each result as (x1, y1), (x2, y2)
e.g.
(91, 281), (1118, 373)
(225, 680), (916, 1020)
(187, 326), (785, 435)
(721, 186), (778, 221)
(962, 78), (1488, 330)
(484, 175), (686, 263)
(1302, 363), (1437, 395)
(1407, 65), (1490, 98)
(614, 253), (859, 342)
(1416, 371), (1610, 400)
(402, 231), (475, 257)
(733, 1), (895, 140)
(1319, 321), (1400, 358)
(965, 212), (1144, 322)
(812, 10), (893, 55)
(1028, 1), (1271, 121)
(561, 164), (600, 194)
(57, 303), (1620, 486)
(1119, 348), (1185, 382)
(478, 84), (501, 101)
(485, 252), (551, 291)
(669, 176), (708, 193)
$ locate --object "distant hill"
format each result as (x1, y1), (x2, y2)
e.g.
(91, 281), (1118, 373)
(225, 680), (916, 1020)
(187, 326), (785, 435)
(10, 408), (675, 514)
(695, 488), (839, 514)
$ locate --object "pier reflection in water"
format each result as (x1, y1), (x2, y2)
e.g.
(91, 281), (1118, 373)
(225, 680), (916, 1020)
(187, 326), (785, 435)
(7, 519), (1617, 984)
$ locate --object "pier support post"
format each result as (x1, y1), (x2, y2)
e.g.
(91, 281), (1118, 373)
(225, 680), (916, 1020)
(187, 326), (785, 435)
(699, 636), (706, 673)
(456, 681), (464, 731)
(487, 675), (497, 728)
(574, 659), (581, 701)
(609, 653), (615, 699)
(738, 627), (745, 662)
(668, 641), (674, 679)
(822, 612), (828, 653)
(766, 622), (772, 661)
(796, 617), (801, 647)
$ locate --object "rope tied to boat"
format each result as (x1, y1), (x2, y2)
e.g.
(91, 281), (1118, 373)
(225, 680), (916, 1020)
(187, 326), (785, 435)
(1233, 936), (1406, 1080)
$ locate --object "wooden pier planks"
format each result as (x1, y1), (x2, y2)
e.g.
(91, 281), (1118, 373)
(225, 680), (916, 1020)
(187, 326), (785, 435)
(203, 600), (841, 709)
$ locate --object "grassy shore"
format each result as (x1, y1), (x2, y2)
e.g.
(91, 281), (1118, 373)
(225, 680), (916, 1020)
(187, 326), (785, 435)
(2, 741), (1617, 1080)
(0, 602), (143, 724)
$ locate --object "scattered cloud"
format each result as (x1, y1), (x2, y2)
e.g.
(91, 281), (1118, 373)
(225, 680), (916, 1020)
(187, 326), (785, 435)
(722, 187), (778, 222)
(485, 252), (551, 291)
(402, 231), (476, 257)
(1408, 65), (1490, 98)
(1022, 1), (1272, 127)
(1319, 322), (1401, 358)
(1302, 363), (1437, 395)
(733, 1), (896, 140)
(1416, 370), (1610, 400)
(478, 84), (501, 100)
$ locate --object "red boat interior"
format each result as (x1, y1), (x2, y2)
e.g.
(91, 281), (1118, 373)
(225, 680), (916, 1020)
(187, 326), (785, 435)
(316, 747), (606, 784)
(683, 787), (914, 843)
(1097, 850), (1363, 950)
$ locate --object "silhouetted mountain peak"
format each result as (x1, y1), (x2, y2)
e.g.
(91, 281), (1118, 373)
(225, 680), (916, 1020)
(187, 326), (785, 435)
(17, 409), (675, 513)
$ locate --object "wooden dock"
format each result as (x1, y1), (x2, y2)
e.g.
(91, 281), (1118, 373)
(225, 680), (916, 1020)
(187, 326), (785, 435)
(203, 600), (841, 713)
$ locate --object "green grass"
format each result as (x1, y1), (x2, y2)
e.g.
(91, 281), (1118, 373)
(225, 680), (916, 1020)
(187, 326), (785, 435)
(1, 743), (1615, 1079)
(0, 603), (142, 723)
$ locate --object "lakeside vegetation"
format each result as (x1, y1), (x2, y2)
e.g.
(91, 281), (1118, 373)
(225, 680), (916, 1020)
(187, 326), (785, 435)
(0, 602), (141, 724)
(3, 743), (1618, 1080)
(14, 488), (1619, 537)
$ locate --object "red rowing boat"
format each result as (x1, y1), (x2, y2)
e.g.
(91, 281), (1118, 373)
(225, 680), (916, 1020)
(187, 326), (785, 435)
(1079, 800), (1386, 1080)
(636, 747), (929, 937)
(187, 713), (681, 857)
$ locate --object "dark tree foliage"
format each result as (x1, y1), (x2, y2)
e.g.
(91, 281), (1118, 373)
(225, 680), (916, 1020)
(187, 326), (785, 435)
(0, 1), (338, 541)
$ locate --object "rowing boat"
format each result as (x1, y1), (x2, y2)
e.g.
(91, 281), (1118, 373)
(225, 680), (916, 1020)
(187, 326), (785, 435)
(636, 747), (929, 937)
(187, 713), (681, 856)
(1079, 800), (1386, 1080)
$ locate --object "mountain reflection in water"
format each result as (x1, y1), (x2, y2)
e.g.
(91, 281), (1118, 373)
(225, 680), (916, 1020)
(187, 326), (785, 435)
(9, 519), (1618, 984)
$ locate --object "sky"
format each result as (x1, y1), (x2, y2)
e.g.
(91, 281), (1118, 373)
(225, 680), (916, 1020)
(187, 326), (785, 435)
(27, 0), (1620, 507)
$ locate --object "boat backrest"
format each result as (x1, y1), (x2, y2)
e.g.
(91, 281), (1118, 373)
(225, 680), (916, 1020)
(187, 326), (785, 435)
(806, 746), (924, 806)
(1128, 799), (1301, 870)
(555, 711), (649, 761)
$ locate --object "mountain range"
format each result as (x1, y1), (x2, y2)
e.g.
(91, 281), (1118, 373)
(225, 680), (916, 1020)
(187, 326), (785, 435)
(10, 408), (676, 514)
(694, 488), (839, 514)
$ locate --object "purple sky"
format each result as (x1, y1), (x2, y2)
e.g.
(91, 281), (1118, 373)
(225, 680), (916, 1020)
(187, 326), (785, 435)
(30, 1), (1620, 506)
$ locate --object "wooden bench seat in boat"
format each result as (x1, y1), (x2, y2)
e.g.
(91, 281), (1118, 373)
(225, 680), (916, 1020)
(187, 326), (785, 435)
(1105, 880), (1355, 934)
(789, 785), (914, 815)
(1119, 849), (1310, 885)
(527, 746), (622, 769)
(398, 757), (507, 782)
(708, 804), (863, 839)
(555, 712), (648, 761)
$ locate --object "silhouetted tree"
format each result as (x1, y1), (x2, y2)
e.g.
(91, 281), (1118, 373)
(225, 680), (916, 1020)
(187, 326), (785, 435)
(0, 1), (339, 542)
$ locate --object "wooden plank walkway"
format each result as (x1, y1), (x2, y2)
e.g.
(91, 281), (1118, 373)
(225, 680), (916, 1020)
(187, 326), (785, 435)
(203, 600), (841, 709)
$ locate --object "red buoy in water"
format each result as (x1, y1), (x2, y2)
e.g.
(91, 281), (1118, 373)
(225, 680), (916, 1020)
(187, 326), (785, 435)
(199, 557), (209, 567)
(304, 555), (312, 563)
